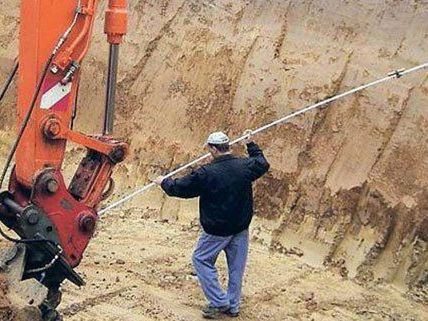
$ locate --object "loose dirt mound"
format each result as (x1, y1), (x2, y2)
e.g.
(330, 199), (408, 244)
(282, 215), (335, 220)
(0, 274), (13, 321)
(0, 274), (41, 321)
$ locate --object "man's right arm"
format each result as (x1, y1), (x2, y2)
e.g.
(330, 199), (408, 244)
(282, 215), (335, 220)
(246, 142), (270, 181)
(160, 167), (206, 198)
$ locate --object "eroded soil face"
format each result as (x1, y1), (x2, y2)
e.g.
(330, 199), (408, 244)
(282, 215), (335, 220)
(78, 0), (427, 294)
(0, 0), (427, 320)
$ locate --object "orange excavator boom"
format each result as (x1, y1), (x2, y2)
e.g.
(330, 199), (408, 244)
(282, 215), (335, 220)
(0, 1), (129, 319)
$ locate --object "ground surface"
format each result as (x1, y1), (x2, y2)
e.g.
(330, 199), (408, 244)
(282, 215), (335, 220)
(1, 212), (428, 321)
(57, 209), (428, 321)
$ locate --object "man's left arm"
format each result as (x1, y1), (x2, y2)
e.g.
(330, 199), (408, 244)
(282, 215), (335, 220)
(240, 130), (270, 181)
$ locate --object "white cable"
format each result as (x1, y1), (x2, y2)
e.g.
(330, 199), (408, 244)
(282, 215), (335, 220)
(98, 62), (428, 215)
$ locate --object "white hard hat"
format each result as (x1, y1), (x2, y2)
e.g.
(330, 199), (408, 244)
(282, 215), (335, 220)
(206, 131), (230, 145)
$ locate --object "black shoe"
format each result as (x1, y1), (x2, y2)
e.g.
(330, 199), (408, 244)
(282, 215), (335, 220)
(223, 309), (239, 318)
(202, 305), (230, 319)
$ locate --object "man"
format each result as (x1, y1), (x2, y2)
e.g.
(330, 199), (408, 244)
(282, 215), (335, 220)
(153, 130), (269, 319)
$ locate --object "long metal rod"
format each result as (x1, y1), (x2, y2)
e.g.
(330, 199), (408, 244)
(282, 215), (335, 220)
(0, 61), (19, 103)
(98, 62), (428, 215)
(103, 44), (120, 135)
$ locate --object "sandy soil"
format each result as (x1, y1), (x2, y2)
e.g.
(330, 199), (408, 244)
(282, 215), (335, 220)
(1, 210), (428, 321)
(56, 209), (428, 321)
(1, 130), (425, 321)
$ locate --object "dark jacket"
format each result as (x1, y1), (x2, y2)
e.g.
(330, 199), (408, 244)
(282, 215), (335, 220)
(161, 142), (270, 236)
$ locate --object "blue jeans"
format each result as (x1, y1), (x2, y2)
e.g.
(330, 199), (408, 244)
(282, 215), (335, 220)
(192, 229), (249, 313)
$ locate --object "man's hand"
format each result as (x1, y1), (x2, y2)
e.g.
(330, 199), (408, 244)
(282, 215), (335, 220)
(242, 129), (254, 145)
(152, 175), (165, 185)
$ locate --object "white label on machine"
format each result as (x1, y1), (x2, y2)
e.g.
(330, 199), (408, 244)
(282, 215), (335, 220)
(40, 82), (72, 110)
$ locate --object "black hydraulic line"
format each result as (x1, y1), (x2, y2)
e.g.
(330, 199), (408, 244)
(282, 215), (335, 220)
(0, 54), (55, 189)
(0, 226), (56, 246)
(0, 61), (18, 103)
(0, 197), (57, 245)
(0, 224), (60, 275)
(103, 44), (120, 135)
(2, 197), (24, 214)
(71, 83), (80, 130)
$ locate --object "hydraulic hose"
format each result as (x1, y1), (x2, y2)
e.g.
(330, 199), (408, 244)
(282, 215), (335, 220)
(0, 61), (18, 103)
(0, 55), (55, 189)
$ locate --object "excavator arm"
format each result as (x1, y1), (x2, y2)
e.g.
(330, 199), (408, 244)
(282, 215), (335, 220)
(0, 0), (129, 314)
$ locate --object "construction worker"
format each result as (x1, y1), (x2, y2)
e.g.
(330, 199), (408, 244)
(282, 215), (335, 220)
(153, 130), (269, 319)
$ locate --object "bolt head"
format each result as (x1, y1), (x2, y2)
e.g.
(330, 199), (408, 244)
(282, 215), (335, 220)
(79, 214), (96, 234)
(26, 210), (40, 225)
(48, 123), (61, 136)
(46, 179), (59, 194)
(110, 147), (125, 163)
(44, 119), (62, 139)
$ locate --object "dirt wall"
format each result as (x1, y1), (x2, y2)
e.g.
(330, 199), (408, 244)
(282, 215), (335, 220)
(0, 0), (427, 296)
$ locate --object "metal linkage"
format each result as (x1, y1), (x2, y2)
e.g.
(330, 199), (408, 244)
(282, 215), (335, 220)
(26, 247), (63, 274)
(98, 62), (427, 215)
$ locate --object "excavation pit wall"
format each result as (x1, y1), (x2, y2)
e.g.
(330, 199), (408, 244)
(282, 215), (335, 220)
(0, 0), (427, 304)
